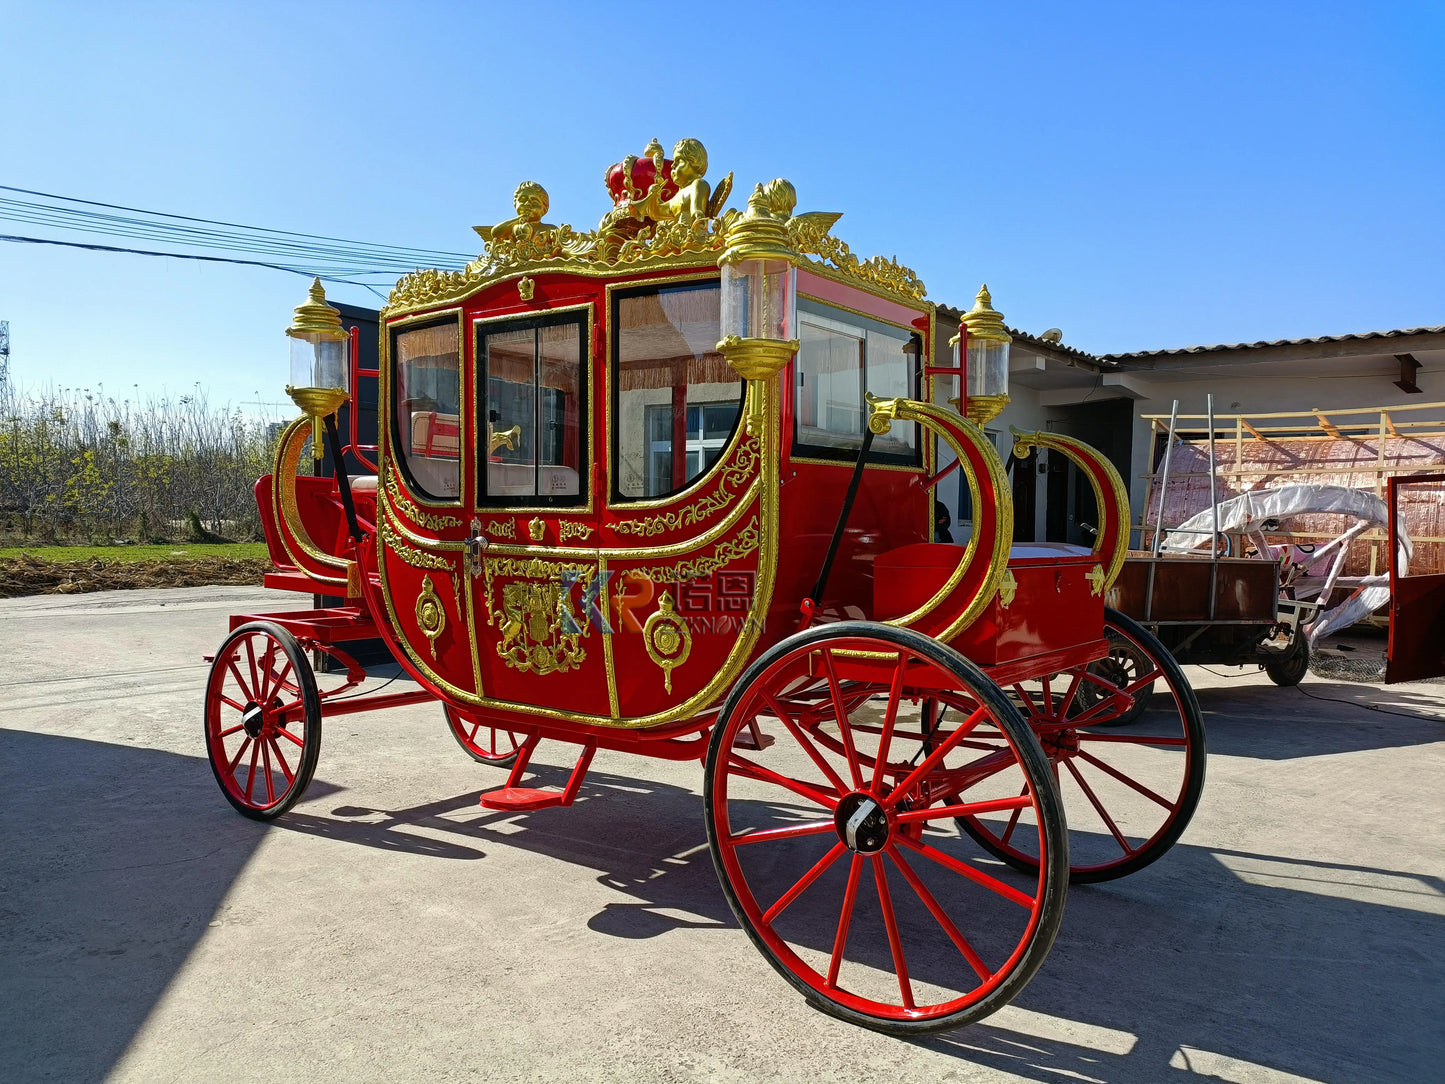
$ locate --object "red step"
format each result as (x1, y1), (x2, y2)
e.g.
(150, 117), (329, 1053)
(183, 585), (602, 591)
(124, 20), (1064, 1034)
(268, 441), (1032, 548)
(479, 786), (566, 812)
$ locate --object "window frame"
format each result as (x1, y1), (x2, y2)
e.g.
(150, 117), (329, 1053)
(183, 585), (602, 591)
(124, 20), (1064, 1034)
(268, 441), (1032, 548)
(790, 297), (923, 467)
(609, 278), (744, 504)
(388, 313), (464, 505)
(474, 308), (590, 509)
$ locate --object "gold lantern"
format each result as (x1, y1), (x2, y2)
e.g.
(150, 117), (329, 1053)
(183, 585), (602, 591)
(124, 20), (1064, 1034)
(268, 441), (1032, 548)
(284, 277), (350, 461)
(951, 284), (1012, 426)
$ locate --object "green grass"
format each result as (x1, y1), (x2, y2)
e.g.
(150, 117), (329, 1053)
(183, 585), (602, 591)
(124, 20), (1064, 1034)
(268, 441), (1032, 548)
(0, 542), (271, 563)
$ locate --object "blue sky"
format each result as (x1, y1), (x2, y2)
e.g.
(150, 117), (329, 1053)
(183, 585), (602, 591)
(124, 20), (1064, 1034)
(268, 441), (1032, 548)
(2, 0), (1441, 410)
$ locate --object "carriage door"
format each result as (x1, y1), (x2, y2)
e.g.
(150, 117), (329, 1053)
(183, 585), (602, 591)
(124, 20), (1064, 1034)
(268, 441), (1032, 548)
(469, 309), (606, 709)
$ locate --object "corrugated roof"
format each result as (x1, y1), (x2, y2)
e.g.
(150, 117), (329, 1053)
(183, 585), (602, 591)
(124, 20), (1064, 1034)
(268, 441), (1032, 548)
(935, 303), (1109, 366)
(1102, 325), (1445, 362)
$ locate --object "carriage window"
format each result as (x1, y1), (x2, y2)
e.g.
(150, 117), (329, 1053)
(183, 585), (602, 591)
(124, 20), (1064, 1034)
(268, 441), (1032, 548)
(613, 282), (743, 500)
(393, 320), (461, 500)
(794, 298), (920, 464)
(478, 312), (586, 506)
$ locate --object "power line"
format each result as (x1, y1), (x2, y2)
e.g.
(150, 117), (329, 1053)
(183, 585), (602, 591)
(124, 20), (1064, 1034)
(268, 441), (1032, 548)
(0, 184), (474, 283)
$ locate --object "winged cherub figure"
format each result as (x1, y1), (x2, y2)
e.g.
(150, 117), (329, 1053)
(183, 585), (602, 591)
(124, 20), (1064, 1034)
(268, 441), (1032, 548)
(475, 181), (557, 245)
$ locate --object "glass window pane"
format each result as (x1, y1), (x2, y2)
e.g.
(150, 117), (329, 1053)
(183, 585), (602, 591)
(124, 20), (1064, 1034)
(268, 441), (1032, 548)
(479, 315), (586, 506)
(794, 298), (919, 463)
(395, 321), (460, 499)
(615, 283), (742, 499)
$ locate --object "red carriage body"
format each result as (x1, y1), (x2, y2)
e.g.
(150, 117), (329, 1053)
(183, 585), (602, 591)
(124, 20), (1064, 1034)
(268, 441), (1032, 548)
(206, 141), (1204, 1034)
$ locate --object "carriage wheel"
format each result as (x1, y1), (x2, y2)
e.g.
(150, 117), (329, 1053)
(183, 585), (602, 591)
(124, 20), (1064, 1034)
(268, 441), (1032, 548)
(705, 621), (1067, 1036)
(204, 621), (321, 820)
(443, 704), (522, 767)
(1075, 627), (1155, 727)
(959, 608), (1205, 884)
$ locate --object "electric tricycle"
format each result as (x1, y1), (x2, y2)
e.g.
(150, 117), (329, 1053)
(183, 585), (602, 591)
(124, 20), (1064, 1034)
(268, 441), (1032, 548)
(205, 139), (1205, 1034)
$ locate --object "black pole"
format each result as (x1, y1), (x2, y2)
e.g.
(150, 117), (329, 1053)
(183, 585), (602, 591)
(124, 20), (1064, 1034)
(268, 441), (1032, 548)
(808, 426), (875, 608)
(323, 413), (365, 544)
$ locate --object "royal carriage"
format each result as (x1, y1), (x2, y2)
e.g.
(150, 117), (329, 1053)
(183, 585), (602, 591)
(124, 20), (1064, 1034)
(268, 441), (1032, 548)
(204, 139), (1205, 1034)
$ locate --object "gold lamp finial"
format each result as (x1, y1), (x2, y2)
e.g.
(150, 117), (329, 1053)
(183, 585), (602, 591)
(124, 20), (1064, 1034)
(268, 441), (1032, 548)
(287, 277), (348, 342)
(962, 283), (1009, 343)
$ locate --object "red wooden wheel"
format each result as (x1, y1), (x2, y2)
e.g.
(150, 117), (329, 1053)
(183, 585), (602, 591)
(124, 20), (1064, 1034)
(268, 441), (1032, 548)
(958, 608), (1205, 884)
(443, 704), (522, 768)
(204, 621), (321, 820)
(705, 621), (1067, 1036)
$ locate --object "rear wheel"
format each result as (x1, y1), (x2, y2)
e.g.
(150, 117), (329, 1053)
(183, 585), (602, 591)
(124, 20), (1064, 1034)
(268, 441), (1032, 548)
(961, 609), (1205, 883)
(1264, 635), (1310, 686)
(705, 621), (1067, 1036)
(204, 621), (321, 820)
(443, 704), (521, 767)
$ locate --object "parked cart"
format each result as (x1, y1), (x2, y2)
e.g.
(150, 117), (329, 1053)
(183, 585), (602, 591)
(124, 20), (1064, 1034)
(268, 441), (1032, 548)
(204, 141), (1204, 1034)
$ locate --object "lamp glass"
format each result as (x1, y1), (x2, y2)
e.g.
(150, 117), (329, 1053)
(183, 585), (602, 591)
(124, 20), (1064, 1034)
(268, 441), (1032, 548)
(966, 338), (1009, 400)
(721, 258), (796, 342)
(290, 334), (350, 393)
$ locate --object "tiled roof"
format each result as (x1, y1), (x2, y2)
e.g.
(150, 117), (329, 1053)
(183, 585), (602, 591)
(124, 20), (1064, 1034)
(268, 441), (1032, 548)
(1102, 325), (1445, 362)
(935, 303), (1109, 366)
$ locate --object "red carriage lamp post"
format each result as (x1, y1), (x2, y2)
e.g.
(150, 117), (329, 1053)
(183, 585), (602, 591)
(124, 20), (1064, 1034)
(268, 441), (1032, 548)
(950, 283), (1012, 425)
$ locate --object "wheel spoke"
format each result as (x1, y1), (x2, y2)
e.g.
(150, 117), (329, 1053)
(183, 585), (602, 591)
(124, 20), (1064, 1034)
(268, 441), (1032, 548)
(1063, 758), (1134, 854)
(761, 841), (846, 925)
(275, 724), (305, 749)
(267, 736), (294, 783)
(759, 690), (848, 796)
(894, 794), (1035, 823)
(820, 649), (865, 790)
(261, 741), (275, 804)
(226, 736), (252, 775)
(227, 660), (256, 703)
(896, 834), (1036, 909)
(886, 707), (988, 807)
(728, 820), (836, 847)
(1078, 732), (1187, 747)
(1075, 748), (1175, 808)
(887, 844), (993, 982)
(265, 660), (295, 705)
(217, 722), (246, 738)
(1000, 784), (1029, 847)
(727, 752), (840, 810)
(242, 637), (259, 696)
(870, 652), (908, 791)
(871, 856), (915, 1009)
(826, 853), (864, 988)
(1057, 669), (1085, 717)
(257, 642), (277, 702)
(1123, 667), (1163, 695)
(1011, 683), (1040, 717)
(219, 696), (248, 713)
(244, 740), (260, 802)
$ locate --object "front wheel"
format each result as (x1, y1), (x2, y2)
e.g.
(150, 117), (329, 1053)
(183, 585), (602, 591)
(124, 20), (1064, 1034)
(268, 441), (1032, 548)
(705, 621), (1068, 1036)
(204, 621), (321, 820)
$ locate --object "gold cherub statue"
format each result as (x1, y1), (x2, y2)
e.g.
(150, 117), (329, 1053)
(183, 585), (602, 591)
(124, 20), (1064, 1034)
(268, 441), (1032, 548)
(475, 181), (556, 245)
(598, 138), (733, 237)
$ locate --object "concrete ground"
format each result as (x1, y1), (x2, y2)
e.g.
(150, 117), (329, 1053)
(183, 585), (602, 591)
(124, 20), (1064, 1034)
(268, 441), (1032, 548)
(2, 586), (1442, 1084)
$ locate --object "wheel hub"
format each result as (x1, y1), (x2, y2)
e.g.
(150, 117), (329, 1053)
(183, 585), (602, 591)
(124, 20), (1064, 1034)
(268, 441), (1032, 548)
(835, 791), (890, 854)
(241, 701), (266, 739)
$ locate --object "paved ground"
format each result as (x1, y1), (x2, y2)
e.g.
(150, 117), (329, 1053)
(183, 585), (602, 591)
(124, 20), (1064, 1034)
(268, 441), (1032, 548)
(2, 586), (1442, 1084)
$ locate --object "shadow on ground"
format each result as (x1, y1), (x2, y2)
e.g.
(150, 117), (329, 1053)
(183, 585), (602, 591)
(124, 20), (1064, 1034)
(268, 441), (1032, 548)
(0, 730), (269, 1082)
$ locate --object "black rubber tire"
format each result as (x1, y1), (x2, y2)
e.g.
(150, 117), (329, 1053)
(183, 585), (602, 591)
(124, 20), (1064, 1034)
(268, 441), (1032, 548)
(704, 620), (1069, 1037)
(960, 609), (1206, 884)
(204, 621), (321, 821)
(1265, 635), (1310, 686)
(443, 703), (521, 768)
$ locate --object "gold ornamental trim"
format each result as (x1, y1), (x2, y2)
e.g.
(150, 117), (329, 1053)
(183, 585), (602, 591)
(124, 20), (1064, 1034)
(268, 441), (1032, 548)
(558, 521), (594, 542)
(643, 591), (692, 693)
(272, 415), (347, 585)
(486, 519), (516, 540)
(612, 438), (759, 537)
(635, 516), (761, 584)
(415, 575), (446, 659)
(998, 569), (1018, 608)
(384, 466), (464, 530)
(287, 277), (348, 341)
(379, 512), (461, 598)
(1010, 428), (1131, 590)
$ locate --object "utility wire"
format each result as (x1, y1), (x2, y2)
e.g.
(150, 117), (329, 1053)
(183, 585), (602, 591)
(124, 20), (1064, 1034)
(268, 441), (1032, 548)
(0, 184), (474, 284)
